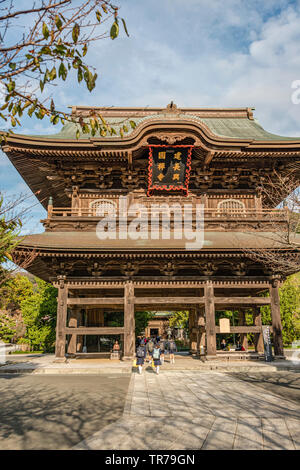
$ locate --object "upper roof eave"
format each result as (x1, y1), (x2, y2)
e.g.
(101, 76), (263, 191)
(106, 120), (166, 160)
(2, 119), (300, 153)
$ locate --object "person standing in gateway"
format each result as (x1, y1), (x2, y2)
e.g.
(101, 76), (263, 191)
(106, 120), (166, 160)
(168, 338), (177, 364)
(152, 344), (161, 374)
(136, 342), (146, 374)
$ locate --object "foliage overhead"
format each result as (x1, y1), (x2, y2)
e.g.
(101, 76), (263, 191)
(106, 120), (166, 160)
(0, 1), (129, 139)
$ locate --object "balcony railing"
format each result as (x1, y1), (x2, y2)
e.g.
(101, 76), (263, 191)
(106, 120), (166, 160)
(47, 206), (288, 220)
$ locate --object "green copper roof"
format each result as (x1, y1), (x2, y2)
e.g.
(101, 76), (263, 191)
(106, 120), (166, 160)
(33, 112), (300, 142)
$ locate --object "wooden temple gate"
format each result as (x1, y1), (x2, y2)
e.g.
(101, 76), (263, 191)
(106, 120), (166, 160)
(55, 278), (284, 359)
(2, 103), (298, 362)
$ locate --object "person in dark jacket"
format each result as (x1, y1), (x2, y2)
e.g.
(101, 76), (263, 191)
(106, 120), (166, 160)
(159, 338), (165, 364)
(168, 338), (177, 364)
(152, 344), (161, 374)
(136, 343), (146, 374)
(146, 338), (155, 363)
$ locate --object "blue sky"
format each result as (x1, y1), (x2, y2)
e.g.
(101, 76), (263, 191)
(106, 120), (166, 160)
(1, 0), (300, 234)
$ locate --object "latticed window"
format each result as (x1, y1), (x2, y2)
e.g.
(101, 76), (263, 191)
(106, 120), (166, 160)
(89, 199), (116, 216)
(217, 199), (246, 215)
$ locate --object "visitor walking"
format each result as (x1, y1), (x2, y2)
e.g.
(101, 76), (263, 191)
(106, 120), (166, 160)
(136, 343), (146, 374)
(146, 337), (154, 363)
(168, 338), (177, 364)
(159, 337), (165, 364)
(152, 344), (161, 374)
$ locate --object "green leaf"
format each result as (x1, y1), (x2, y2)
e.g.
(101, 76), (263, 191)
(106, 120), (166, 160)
(58, 62), (67, 80)
(110, 21), (119, 40)
(82, 44), (88, 56)
(6, 80), (15, 92)
(129, 120), (136, 129)
(50, 99), (55, 113)
(77, 68), (83, 83)
(49, 66), (57, 80)
(102, 4), (108, 13)
(39, 80), (45, 92)
(42, 22), (49, 40)
(11, 116), (16, 127)
(40, 46), (51, 55)
(72, 23), (80, 44)
(123, 125), (128, 133)
(50, 115), (59, 125)
(96, 10), (102, 22)
(76, 129), (80, 140)
(9, 62), (16, 70)
(55, 15), (63, 30)
(121, 18), (129, 37)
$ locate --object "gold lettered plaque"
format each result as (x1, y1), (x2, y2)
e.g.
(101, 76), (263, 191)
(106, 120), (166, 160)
(219, 318), (230, 333)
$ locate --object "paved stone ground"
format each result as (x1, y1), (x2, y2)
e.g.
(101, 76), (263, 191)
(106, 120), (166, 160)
(0, 374), (130, 450)
(74, 369), (300, 450)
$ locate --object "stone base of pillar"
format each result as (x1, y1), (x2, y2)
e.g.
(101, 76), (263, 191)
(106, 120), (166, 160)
(53, 357), (67, 363)
(205, 355), (218, 360)
(122, 355), (135, 361)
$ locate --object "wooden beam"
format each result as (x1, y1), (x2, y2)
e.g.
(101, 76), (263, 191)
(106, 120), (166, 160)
(124, 282), (135, 359)
(65, 327), (124, 335)
(134, 296), (270, 305)
(215, 326), (270, 334)
(67, 306), (80, 355)
(270, 282), (284, 356)
(204, 150), (214, 166)
(238, 309), (248, 350)
(67, 297), (124, 305)
(254, 307), (264, 354)
(134, 297), (205, 305)
(55, 280), (68, 358)
(214, 297), (270, 305)
(205, 282), (216, 355)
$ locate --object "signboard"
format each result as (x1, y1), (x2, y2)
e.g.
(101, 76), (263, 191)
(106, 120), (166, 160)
(262, 325), (273, 362)
(219, 318), (230, 333)
(147, 145), (193, 196)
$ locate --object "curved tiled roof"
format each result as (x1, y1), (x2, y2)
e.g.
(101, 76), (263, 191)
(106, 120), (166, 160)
(18, 230), (300, 251)
(31, 108), (300, 142)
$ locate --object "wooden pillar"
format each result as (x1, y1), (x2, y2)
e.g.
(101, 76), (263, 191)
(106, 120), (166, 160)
(253, 307), (264, 354)
(204, 281), (216, 356)
(123, 282), (135, 359)
(189, 308), (197, 354)
(270, 280), (284, 356)
(99, 309), (104, 326)
(238, 309), (248, 351)
(67, 307), (80, 355)
(55, 276), (68, 358)
(196, 307), (205, 355)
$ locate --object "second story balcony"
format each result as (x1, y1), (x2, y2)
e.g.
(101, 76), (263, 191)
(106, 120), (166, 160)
(43, 199), (289, 232)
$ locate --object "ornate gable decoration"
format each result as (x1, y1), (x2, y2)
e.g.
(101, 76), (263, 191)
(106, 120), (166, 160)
(147, 145), (193, 196)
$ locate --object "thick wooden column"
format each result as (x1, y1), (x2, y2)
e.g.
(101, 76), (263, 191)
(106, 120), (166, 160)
(123, 282), (135, 359)
(204, 282), (216, 356)
(238, 309), (248, 351)
(67, 307), (80, 355)
(196, 307), (205, 355)
(253, 307), (264, 353)
(189, 308), (197, 354)
(270, 280), (284, 356)
(55, 277), (68, 359)
(99, 309), (104, 326)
